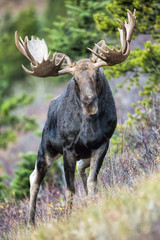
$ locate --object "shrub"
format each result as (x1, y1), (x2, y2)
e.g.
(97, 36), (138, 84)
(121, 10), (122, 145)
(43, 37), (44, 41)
(45, 0), (106, 58)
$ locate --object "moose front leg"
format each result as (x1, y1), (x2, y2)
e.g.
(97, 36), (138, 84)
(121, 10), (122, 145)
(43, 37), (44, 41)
(28, 146), (58, 225)
(28, 158), (48, 225)
(63, 151), (76, 211)
(87, 141), (109, 196)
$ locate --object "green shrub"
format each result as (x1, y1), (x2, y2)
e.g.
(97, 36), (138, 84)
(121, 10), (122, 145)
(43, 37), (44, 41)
(11, 152), (64, 200)
(0, 93), (38, 149)
(12, 152), (37, 199)
(94, 0), (160, 40)
(93, 0), (160, 125)
(45, 0), (106, 58)
(0, 6), (41, 96)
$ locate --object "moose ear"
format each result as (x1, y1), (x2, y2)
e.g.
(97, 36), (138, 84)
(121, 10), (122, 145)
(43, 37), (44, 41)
(56, 53), (75, 68)
(90, 40), (106, 63)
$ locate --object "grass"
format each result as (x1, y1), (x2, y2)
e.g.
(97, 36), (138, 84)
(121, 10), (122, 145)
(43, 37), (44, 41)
(1, 95), (159, 240)
(14, 172), (160, 240)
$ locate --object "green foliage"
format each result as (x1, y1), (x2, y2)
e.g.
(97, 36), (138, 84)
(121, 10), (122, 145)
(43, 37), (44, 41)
(0, 6), (41, 95)
(44, 0), (67, 28)
(109, 124), (122, 156)
(12, 152), (37, 199)
(11, 152), (64, 200)
(0, 6), (44, 150)
(0, 175), (10, 201)
(14, 6), (41, 36)
(45, 0), (106, 59)
(0, 175), (6, 197)
(94, 0), (160, 40)
(104, 41), (160, 124)
(0, 163), (11, 201)
(0, 93), (38, 149)
(94, 0), (160, 125)
(92, 1), (160, 162)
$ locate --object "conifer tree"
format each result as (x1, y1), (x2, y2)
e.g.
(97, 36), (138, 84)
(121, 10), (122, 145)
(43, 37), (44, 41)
(45, 0), (106, 58)
(93, 0), (160, 125)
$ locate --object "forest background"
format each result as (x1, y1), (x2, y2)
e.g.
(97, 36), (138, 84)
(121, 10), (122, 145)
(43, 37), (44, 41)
(0, 0), (159, 239)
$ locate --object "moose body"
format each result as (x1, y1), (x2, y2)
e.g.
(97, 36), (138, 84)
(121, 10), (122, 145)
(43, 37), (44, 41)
(15, 9), (136, 224)
(31, 62), (117, 223)
(44, 67), (116, 159)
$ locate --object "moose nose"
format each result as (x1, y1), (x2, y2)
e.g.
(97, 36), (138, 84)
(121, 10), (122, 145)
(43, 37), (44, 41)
(82, 96), (98, 117)
(86, 95), (97, 105)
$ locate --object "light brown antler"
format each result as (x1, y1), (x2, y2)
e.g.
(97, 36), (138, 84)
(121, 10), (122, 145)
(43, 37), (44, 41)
(15, 31), (75, 77)
(88, 9), (136, 68)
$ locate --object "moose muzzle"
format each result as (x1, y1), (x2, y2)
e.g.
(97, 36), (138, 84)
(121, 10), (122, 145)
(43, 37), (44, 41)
(82, 95), (98, 117)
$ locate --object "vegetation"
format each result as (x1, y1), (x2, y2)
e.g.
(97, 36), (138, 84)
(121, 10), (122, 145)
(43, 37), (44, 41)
(1, 172), (159, 240)
(11, 152), (36, 199)
(0, 5), (40, 149)
(94, 0), (160, 38)
(45, 0), (107, 58)
(0, 0), (160, 239)
(0, 5), (41, 202)
(94, 0), (160, 125)
(0, 6), (41, 94)
(11, 153), (64, 200)
(0, 93), (37, 149)
(92, 1), (160, 166)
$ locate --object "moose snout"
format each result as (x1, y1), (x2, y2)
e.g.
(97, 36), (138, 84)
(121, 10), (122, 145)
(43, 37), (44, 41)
(87, 95), (97, 105)
(82, 93), (97, 105)
(82, 96), (99, 116)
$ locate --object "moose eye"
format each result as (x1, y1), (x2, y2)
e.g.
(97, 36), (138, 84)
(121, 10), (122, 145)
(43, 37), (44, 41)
(94, 73), (99, 83)
(74, 79), (78, 87)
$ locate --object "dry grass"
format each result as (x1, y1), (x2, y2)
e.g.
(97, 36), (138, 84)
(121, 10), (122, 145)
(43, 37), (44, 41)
(13, 173), (160, 240)
(1, 93), (159, 240)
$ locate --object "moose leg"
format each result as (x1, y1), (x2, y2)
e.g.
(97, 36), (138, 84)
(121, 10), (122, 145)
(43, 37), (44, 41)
(87, 141), (109, 196)
(77, 158), (90, 195)
(63, 151), (76, 211)
(28, 146), (59, 225)
(28, 148), (49, 225)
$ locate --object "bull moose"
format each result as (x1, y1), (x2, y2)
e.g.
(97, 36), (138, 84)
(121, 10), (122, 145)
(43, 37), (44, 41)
(15, 9), (136, 225)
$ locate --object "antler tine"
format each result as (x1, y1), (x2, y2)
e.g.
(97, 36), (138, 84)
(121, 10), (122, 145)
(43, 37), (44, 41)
(56, 54), (65, 67)
(117, 18), (127, 54)
(125, 9), (136, 43)
(52, 52), (57, 62)
(22, 64), (35, 76)
(87, 47), (106, 62)
(52, 52), (65, 68)
(15, 31), (31, 62)
(88, 9), (136, 68)
(94, 44), (107, 55)
(24, 36), (37, 66)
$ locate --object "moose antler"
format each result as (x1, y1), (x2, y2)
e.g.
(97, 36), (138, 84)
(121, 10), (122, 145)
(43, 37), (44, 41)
(15, 31), (75, 77)
(88, 9), (136, 67)
(15, 9), (136, 77)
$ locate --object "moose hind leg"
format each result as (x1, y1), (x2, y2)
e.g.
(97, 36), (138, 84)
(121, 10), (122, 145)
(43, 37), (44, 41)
(77, 158), (90, 195)
(87, 141), (109, 196)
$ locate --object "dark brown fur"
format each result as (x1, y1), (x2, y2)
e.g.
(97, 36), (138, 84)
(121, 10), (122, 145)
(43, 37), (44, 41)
(28, 60), (117, 224)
